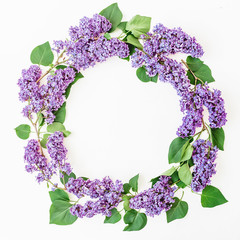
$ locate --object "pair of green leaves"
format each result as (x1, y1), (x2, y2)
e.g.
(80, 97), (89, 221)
(168, 137), (193, 164)
(186, 56), (215, 84)
(40, 122), (71, 148)
(136, 67), (158, 83)
(49, 189), (77, 225)
(123, 209), (147, 231)
(123, 174), (139, 194)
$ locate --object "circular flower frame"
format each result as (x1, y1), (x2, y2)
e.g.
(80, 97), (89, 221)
(16, 3), (227, 231)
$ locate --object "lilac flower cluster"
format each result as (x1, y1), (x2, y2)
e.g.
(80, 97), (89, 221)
(53, 14), (129, 72)
(129, 176), (176, 217)
(18, 65), (42, 118)
(132, 23), (203, 78)
(24, 131), (72, 183)
(66, 177), (123, 218)
(195, 83), (227, 128)
(191, 139), (218, 192)
(24, 139), (52, 183)
(151, 23), (204, 57)
(46, 131), (71, 175)
(18, 66), (75, 124)
(40, 67), (75, 124)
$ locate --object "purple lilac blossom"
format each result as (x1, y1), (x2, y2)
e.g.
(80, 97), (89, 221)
(195, 83), (227, 128)
(191, 139), (218, 192)
(40, 67), (75, 124)
(151, 23), (204, 58)
(24, 139), (52, 183)
(46, 131), (71, 175)
(18, 65), (43, 117)
(129, 176), (176, 217)
(70, 14), (112, 40)
(66, 177), (123, 218)
(53, 14), (129, 72)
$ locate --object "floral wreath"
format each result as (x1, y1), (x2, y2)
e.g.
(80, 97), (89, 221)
(15, 3), (227, 231)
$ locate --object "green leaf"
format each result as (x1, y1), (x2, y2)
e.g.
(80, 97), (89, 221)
(126, 15), (151, 38)
(40, 134), (50, 148)
(162, 166), (176, 176)
(62, 130), (71, 137)
(186, 57), (215, 84)
(54, 102), (66, 124)
(201, 185), (228, 208)
(15, 124), (31, 140)
(166, 197), (188, 223)
(60, 172), (76, 185)
(47, 122), (65, 133)
(210, 127), (225, 151)
(56, 65), (67, 70)
(181, 144), (193, 161)
(38, 112), (44, 126)
(126, 35), (143, 50)
(136, 67), (158, 83)
(186, 56), (203, 72)
(122, 195), (131, 211)
(49, 200), (77, 225)
(49, 189), (69, 202)
(65, 71), (84, 99)
(100, 3), (123, 32)
(118, 21), (127, 32)
(123, 209), (137, 224)
(123, 183), (131, 194)
(168, 137), (190, 164)
(178, 164), (192, 185)
(123, 210), (147, 231)
(30, 41), (54, 66)
(129, 174), (139, 192)
(104, 208), (121, 224)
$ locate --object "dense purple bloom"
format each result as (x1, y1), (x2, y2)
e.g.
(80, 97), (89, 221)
(18, 65), (43, 116)
(40, 67), (75, 124)
(46, 131), (71, 175)
(195, 84), (227, 128)
(56, 36), (129, 72)
(24, 139), (52, 183)
(129, 176), (176, 217)
(151, 23), (204, 58)
(69, 14), (112, 40)
(66, 177), (123, 218)
(53, 14), (129, 72)
(191, 139), (218, 192)
(18, 66), (75, 124)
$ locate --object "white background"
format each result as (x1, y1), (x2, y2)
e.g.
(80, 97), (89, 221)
(1, 0), (240, 239)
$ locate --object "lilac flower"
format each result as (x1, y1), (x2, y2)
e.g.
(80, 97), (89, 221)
(191, 139), (218, 192)
(177, 91), (204, 138)
(24, 139), (52, 183)
(46, 131), (71, 175)
(40, 67), (75, 124)
(152, 23), (204, 58)
(57, 36), (129, 72)
(18, 65), (42, 102)
(195, 84), (227, 128)
(18, 65), (43, 115)
(129, 176), (176, 217)
(66, 177), (123, 218)
(69, 14), (112, 40)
